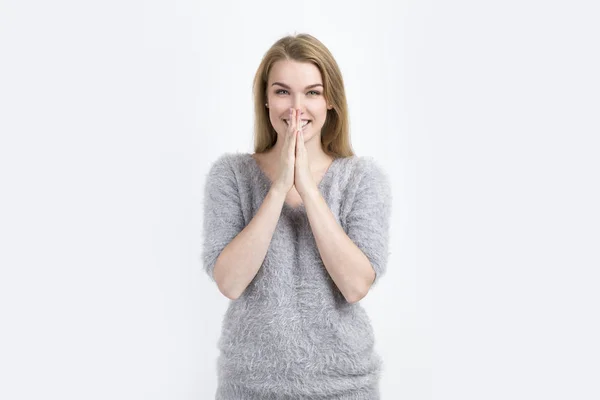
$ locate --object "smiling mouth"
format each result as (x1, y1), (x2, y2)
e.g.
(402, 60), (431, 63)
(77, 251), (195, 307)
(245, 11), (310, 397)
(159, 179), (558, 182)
(284, 119), (311, 128)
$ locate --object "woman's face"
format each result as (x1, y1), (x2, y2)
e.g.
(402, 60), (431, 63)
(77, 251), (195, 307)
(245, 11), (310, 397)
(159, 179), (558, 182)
(266, 60), (330, 144)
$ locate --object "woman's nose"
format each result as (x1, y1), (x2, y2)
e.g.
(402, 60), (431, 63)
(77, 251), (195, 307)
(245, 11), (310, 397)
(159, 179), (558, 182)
(291, 96), (305, 113)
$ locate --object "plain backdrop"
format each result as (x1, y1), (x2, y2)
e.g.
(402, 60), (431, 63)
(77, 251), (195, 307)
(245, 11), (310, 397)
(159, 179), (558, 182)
(0, 0), (598, 399)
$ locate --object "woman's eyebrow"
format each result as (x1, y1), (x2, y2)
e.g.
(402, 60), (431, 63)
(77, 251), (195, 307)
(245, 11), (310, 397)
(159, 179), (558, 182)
(272, 82), (323, 90)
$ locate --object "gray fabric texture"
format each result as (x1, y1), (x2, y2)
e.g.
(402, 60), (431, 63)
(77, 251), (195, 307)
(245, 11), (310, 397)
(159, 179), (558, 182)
(202, 152), (392, 399)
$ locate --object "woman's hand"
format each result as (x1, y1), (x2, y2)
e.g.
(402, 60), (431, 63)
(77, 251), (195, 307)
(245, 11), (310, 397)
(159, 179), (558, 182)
(294, 108), (318, 198)
(272, 108), (298, 195)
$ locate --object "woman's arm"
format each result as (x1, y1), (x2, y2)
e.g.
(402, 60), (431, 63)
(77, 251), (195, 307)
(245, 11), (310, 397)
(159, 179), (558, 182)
(302, 188), (375, 304)
(302, 159), (392, 303)
(213, 187), (286, 300)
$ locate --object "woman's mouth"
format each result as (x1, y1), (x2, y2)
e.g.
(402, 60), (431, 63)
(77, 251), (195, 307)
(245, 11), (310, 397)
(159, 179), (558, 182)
(284, 119), (311, 128)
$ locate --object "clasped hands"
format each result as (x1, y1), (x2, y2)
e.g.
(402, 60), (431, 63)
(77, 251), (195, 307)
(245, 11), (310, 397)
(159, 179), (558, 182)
(273, 107), (318, 200)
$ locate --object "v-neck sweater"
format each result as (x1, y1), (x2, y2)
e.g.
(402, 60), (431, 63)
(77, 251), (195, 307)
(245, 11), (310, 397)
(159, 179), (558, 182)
(202, 152), (393, 399)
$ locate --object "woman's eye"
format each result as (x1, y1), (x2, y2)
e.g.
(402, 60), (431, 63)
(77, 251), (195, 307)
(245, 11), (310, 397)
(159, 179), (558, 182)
(274, 89), (321, 96)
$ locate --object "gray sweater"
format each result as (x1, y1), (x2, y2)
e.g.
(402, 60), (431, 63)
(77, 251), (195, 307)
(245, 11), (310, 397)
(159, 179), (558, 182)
(202, 152), (392, 399)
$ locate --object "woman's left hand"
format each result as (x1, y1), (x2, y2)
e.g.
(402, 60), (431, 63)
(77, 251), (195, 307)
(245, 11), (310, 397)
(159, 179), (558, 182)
(294, 108), (317, 199)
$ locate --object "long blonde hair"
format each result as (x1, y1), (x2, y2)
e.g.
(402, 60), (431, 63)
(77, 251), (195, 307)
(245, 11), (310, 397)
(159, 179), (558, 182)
(252, 34), (355, 158)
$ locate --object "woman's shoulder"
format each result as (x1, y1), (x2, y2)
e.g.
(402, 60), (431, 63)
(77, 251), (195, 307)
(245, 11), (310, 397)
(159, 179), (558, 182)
(349, 154), (386, 172)
(334, 154), (388, 187)
(203, 153), (257, 192)
(206, 152), (254, 176)
(208, 152), (251, 168)
(336, 153), (382, 169)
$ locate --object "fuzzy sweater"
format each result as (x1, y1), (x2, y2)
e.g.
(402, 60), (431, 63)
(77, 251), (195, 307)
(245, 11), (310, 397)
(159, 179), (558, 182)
(202, 152), (392, 399)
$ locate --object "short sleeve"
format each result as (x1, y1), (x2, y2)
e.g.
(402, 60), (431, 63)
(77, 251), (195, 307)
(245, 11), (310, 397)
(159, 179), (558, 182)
(345, 158), (393, 287)
(201, 154), (246, 283)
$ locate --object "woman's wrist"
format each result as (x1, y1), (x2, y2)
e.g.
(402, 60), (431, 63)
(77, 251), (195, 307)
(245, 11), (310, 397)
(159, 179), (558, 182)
(268, 185), (288, 204)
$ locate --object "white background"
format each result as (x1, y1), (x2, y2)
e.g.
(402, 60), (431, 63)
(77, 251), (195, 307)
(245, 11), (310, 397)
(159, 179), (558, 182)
(1, 0), (598, 399)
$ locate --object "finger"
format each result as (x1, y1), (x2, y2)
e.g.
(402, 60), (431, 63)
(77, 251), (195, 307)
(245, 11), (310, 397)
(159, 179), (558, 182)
(287, 108), (293, 134)
(294, 109), (302, 155)
(289, 109), (297, 156)
(283, 109), (291, 146)
(297, 110), (304, 154)
(291, 131), (298, 160)
(283, 109), (292, 144)
(291, 109), (298, 138)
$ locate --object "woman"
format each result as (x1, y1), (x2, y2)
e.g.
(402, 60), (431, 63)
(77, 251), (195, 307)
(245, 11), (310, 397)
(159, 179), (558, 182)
(202, 33), (392, 399)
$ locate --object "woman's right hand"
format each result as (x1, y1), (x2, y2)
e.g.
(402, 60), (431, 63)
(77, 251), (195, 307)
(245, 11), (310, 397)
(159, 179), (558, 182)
(272, 108), (298, 195)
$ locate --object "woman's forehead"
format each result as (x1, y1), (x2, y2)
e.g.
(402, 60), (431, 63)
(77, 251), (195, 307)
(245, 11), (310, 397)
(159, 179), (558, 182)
(268, 60), (322, 84)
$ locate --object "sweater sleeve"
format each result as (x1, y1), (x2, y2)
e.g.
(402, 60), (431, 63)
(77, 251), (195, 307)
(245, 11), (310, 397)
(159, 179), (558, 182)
(201, 154), (246, 283)
(345, 158), (393, 287)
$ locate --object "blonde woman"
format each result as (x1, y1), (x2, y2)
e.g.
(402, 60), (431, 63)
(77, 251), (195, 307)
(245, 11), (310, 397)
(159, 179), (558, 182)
(202, 33), (392, 399)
